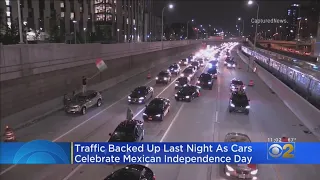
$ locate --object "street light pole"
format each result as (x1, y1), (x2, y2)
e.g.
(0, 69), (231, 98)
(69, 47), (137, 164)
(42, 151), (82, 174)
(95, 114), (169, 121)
(17, 0), (24, 44)
(248, 0), (260, 72)
(161, 4), (173, 50)
(186, 19), (194, 40)
(73, 20), (77, 44)
(117, 29), (120, 43)
(83, 28), (87, 43)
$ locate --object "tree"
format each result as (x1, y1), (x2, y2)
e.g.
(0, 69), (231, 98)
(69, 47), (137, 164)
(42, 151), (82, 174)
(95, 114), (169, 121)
(1, 19), (19, 45)
(49, 25), (60, 42)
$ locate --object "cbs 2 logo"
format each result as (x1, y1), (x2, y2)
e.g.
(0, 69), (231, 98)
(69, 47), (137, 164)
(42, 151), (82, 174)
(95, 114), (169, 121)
(268, 144), (294, 158)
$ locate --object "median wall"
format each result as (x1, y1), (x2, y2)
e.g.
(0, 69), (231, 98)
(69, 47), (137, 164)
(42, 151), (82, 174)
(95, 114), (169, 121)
(0, 41), (200, 118)
(237, 47), (320, 140)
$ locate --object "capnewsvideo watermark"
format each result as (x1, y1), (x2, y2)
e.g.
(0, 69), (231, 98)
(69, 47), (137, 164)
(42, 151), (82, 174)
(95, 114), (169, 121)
(251, 18), (288, 24)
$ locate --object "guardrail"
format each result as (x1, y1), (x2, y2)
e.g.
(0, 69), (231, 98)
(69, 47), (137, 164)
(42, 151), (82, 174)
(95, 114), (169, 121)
(0, 40), (201, 81)
(237, 48), (320, 140)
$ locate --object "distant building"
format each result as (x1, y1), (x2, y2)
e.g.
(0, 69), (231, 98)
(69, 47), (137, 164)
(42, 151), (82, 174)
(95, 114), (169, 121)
(286, 4), (300, 41)
(0, 0), (157, 43)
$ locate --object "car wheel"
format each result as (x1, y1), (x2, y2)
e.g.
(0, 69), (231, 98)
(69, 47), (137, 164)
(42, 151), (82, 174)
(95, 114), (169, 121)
(175, 98), (179, 101)
(81, 107), (86, 115)
(245, 111), (249, 115)
(187, 98), (192, 102)
(161, 114), (164, 121)
(229, 109), (232, 113)
(209, 87), (213, 90)
(96, 99), (102, 107)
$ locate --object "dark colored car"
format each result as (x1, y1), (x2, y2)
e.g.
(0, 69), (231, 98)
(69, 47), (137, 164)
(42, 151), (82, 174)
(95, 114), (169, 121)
(168, 63), (181, 75)
(226, 59), (236, 68)
(104, 164), (156, 180)
(128, 86), (154, 104)
(181, 67), (195, 79)
(229, 92), (250, 115)
(175, 85), (201, 102)
(197, 73), (213, 90)
(143, 98), (170, 121)
(179, 58), (189, 66)
(230, 79), (245, 92)
(108, 120), (145, 142)
(156, 71), (172, 84)
(64, 90), (102, 115)
(224, 133), (258, 179)
(175, 77), (190, 89)
(224, 57), (233, 65)
(208, 60), (218, 69)
(191, 61), (200, 70)
(207, 68), (218, 79)
(199, 59), (205, 67)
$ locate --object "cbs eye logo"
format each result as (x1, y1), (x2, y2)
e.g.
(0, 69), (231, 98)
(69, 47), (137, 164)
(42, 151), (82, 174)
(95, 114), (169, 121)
(13, 140), (70, 164)
(268, 143), (295, 159)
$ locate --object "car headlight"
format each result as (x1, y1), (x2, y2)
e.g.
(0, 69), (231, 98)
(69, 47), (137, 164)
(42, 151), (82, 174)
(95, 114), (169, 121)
(208, 64), (213, 68)
(139, 97), (144, 100)
(181, 74), (184, 77)
(164, 77), (167, 80)
(184, 62), (187, 64)
(232, 64), (236, 67)
(251, 169), (258, 175)
(227, 64), (231, 67)
(208, 82), (212, 84)
(175, 94), (178, 97)
(128, 96), (131, 99)
(156, 77), (158, 80)
(216, 63), (218, 66)
(186, 96), (190, 98)
(143, 113), (147, 116)
(226, 165), (234, 171)
(156, 114), (161, 117)
(197, 80), (200, 83)
(230, 103), (235, 107)
(189, 74), (192, 77)
(246, 105), (250, 109)
(175, 84), (179, 86)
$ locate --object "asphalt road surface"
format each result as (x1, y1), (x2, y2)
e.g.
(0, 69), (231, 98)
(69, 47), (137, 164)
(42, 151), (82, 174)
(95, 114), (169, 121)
(1, 44), (320, 180)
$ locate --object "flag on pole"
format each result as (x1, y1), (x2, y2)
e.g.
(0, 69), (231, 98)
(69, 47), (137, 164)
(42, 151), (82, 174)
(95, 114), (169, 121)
(95, 59), (107, 72)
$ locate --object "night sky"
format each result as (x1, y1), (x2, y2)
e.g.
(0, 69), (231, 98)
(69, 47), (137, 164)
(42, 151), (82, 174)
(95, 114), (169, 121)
(154, 0), (311, 35)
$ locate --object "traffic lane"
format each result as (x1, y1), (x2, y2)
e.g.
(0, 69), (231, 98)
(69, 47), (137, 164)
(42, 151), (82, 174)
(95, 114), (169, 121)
(147, 67), (217, 180)
(212, 61), (281, 180)
(0, 57), (188, 178)
(214, 51), (320, 180)
(12, 57), (181, 142)
(64, 66), (208, 180)
(232, 52), (320, 180)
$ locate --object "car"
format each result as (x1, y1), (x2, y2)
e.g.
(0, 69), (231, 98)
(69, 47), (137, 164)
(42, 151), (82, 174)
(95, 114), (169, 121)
(181, 67), (195, 79)
(226, 60), (236, 68)
(179, 58), (189, 66)
(156, 71), (172, 84)
(224, 57), (233, 65)
(208, 60), (218, 69)
(207, 68), (218, 79)
(228, 92), (250, 114)
(108, 120), (144, 142)
(168, 63), (181, 75)
(64, 90), (102, 115)
(128, 86), (154, 104)
(143, 98), (170, 121)
(197, 73), (213, 90)
(224, 133), (258, 179)
(199, 59), (205, 67)
(175, 77), (190, 89)
(175, 85), (201, 102)
(230, 79), (245, 92)
(191, 61), (200, 70)
(104, 164), (156, 180)
(187, 55), (194, 61)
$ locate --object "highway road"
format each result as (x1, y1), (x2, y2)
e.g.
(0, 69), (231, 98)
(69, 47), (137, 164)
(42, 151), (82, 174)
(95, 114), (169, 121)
(1, 43), (320, 180)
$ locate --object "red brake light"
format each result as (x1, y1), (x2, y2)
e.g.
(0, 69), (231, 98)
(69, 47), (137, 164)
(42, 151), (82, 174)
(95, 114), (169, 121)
(153, 175), (156, 180)
(248, 164), (257, 169)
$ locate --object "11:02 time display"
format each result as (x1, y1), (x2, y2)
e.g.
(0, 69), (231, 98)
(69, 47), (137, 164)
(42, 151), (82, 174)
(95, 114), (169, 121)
(267, 137), (297, 142)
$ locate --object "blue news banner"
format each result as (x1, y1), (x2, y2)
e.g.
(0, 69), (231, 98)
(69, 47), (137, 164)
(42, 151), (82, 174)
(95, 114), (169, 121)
(1, 140), (320, 164)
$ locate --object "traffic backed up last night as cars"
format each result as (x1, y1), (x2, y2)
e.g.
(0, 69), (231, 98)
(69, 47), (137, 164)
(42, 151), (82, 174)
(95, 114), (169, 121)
(128, 86), (154, 104)
(143, 98), (170, 121)
(175, 85), (201, 102)
(168, 63), (181, 75)
(181, 67), (195, 79)
(229, 91), (250, 115)
(175, 77), (190, 89)
(155, 71), (172, 84)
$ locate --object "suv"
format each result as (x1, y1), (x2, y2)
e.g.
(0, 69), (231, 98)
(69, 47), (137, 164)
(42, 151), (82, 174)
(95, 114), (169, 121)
(229, 92), (250, 115)
(108, 120), (144, 142)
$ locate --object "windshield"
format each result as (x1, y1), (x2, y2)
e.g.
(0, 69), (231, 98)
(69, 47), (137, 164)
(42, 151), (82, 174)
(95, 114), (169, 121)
(232, 80), (243, 85)
(180, 86), (192, 93)
(232, 94), (248, 102)
(133, 87), (147, 94)
(159, 71), (168, 76)
(183, 69), (193, 74)
(148, 99), (163, 107)
(110, 126), (135, 142)
(208, 68), (217, 73)
(191, 62), (198, 65)
(200, 74), (211, 80)
(169, 65), (177, 69)
(181, 59), (187, 62)
(72, 95), (87, 102)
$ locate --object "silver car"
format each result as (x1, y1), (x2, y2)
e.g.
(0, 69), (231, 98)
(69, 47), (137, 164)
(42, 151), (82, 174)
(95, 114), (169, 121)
(64, 90), (102, 115)
(224, 132), (258, 179)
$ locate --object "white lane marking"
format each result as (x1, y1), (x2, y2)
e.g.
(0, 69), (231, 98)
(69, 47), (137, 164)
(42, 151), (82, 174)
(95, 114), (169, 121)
(215, 111), (219, 123)
(62, 69), (186, 180)
(0, 69), (155, 176)
(146, 103), (185, 168)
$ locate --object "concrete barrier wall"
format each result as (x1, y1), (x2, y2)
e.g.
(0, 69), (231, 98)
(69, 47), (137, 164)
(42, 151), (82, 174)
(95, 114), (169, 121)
(237, 48), (320, 140)
(0, 42), (200, 118)
(0, 40), (198, 81)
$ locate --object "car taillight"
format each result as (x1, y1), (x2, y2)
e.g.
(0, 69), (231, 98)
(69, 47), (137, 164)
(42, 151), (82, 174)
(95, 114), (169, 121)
(153, 175), (156, 180)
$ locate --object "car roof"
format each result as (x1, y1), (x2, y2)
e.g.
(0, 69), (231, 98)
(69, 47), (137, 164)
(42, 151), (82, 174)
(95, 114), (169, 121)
(200, 73), (211, 77)
(134, 86), (148, 90)
(225, 132), (251, 142)
(117, 120), (140, 128)
(159, 70), (169, 74)
(150, 97), (166, 103)
(106, 164), (153, 180)
(75, 90), (97, 96)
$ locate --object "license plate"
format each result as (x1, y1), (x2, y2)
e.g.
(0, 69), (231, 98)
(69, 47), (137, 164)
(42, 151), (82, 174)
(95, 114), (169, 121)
(179, 98), (182, 100)
(148, 118), (152, 120)
(238, 174), (245, 179)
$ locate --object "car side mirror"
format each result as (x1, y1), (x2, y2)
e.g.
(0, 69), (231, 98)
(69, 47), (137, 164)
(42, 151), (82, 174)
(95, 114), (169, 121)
(109, 133), (112, 136)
